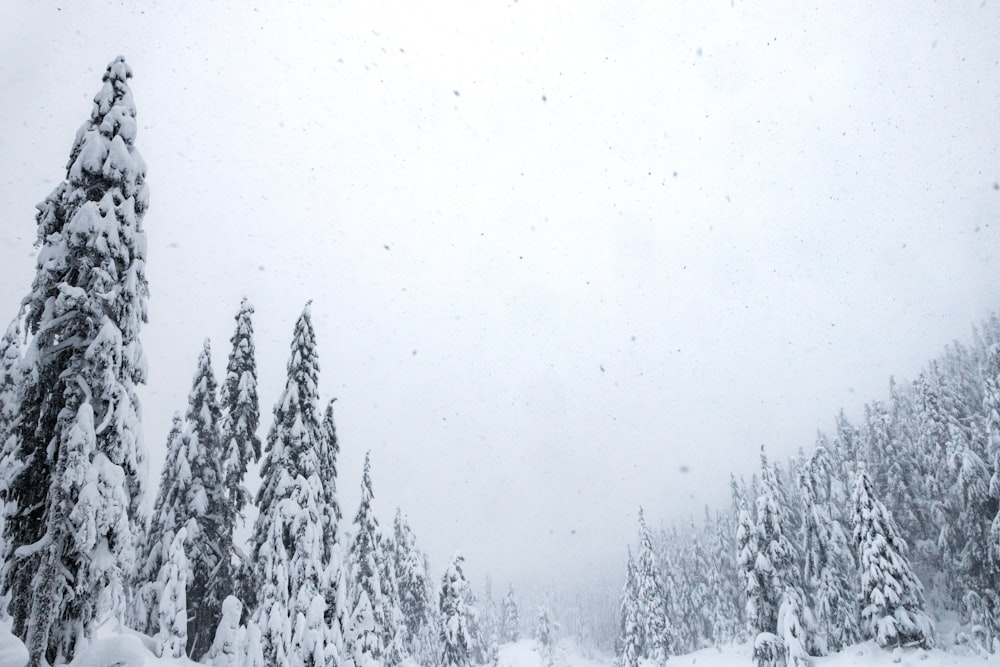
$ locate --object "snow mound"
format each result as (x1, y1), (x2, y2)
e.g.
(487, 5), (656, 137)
(0, 625), (27, 667)
(498, 638), (608, 667)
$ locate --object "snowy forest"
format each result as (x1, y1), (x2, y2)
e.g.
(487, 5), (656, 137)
(1, 55), (1000, 667)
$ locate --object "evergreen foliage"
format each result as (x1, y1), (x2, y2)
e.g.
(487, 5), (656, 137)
(439, 554), (477, 667)
(753, 450), (800, 635)
(1, 56), (149, 666)
(320, 399), (342, 529)
(182, 340), (229, 658)
(319, 399), (346, 661)
(393, 510), (437, 660)
(136, 341), (228, 659)
(798, 444), (858, 653)
(736, 483), (764, 638)
(219, 297), (261, 519)
(376, 529), (406, 665)
(852, 469), (933, 649)
(134, 413), (186, 635)
(704, 508), (742, 644)
(157, 527), (189, 659)
(248, 304), (330, 666)
(635, 509), (672, 664)
(205, 596), (246, 667)
(346, 452), (386, 666)
(617, 548), (642, 667)
(499, 583), (519, 644)
(537, 606), (554, 666)
(0, 318), (24, 621)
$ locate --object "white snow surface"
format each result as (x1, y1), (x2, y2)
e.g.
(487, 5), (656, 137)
(0, 624), (994, 667)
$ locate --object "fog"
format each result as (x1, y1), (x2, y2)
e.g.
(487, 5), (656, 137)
(1, 0), (999, 596)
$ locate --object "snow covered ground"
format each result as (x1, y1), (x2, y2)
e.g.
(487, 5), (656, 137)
(497, 637), (998, 667)
(0, 625), (995, 667)
(498, 638), (1000, 667)
(498, 638), (609, 667)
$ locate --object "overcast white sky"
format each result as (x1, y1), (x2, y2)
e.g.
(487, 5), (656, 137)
(2, 1), (1000, 595)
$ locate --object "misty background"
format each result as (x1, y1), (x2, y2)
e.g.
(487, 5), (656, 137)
(1, 0), (999, 601)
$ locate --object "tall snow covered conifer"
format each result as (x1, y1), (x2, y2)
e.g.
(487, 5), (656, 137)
(736, 487), (765, 637)
(346, 453), (386, 666)
(635, 509), (672, 664)
(0, 319), (23, 475)
(618, 548), (642, 667)
(219, 297), (261, 519)
(851, 469), (933, 649)
(752, 450), (799, 637)
(499, 583), (519, 644)
(1, 57), (149, 665)
(970, 343), (1000, 651)
(136, 342), (228, 659)
(319, 398), (346, 661)
(0, 318), (24, 616)
(134, 413), (186, 634)
(376, 530), (406, 665)
(249, 304), (329, 667)
(181, 341), (229, 658)
(798, 445), (858, 653)
(393, 510), (437, 660)
(218, 299), (261, 642)
(439, 555), (476, 667)
(157, 528), (189, 659)
(704, 508), (741, 644)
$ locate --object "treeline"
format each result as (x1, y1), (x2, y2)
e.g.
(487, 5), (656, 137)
(618, 318), (1000, 664)
(0, 58), (539, 667)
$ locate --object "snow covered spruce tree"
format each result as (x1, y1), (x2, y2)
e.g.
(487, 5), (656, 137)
(157, 527), (189, 659)
(752, 450), (800, 638)
(798, 445), (858, 653)
(736, 481), (765, 638)
(851, 468), (933, 649)
(219, 297), (261, 525)
(0, 318), (23, 471)
(394, 509), (439, 661)
(0, 56), (150, 665)
(319, 398), (346, 660)
(537, 606), (554, 666)
(252, 515), (292, 664)
(376, 530), (406, 664)
(205, 596), (247, 667)
(345, 452), (389, 666)
(219, 298), (262, 627)
(248, 304), (331, 666)
(135, 341), (229, 659)
(704, 508), (742, 644)
(181, 340), (230, 657)
(634, 509), (672, 664)
(617, 548), (643, 667)
(133, 413), (185, 633)
(439, 554), (478, 667)
(967, 343), (1000, 651)
(0, 318), (24, 608)
(319, 399), (343, 548)
(499, 583), (519, 643)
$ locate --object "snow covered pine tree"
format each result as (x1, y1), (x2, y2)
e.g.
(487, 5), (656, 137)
(0, 56), (149, 666)
(345, 452), (389, 667)
(499, 583), (519, 644)
(635, 509), (672, 664)
(852, 468), (933, 649)
(249, 304), (331, 666)
(219, 298), (262, 521)
(439, 554), (477, 667)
